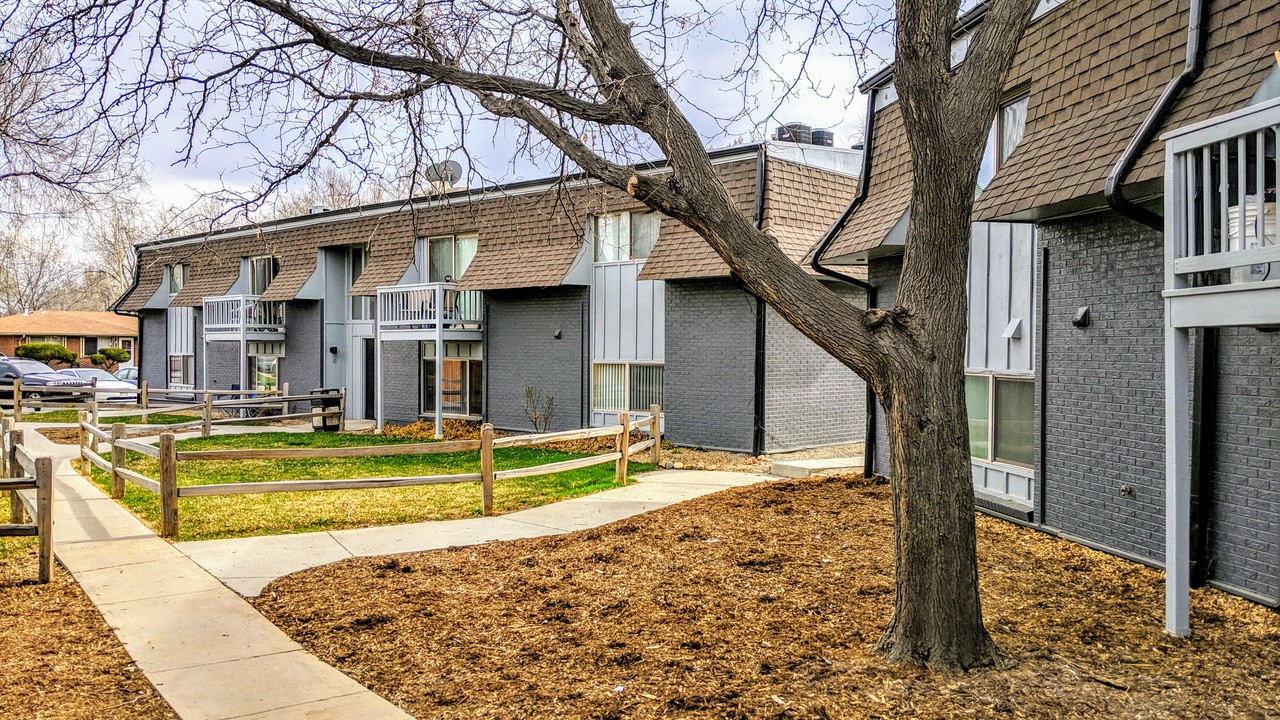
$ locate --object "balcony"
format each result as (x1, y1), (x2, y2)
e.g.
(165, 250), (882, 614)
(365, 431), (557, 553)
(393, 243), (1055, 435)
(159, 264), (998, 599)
(376, 282), (483, 340)
(202, 295), (287, 341)
(1163, 96), (1279, 328)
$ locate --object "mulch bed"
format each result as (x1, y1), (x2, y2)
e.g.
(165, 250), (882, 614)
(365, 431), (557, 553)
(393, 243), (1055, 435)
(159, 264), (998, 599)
(0, 540), (176, 719)
(253, 475), (1280, 719)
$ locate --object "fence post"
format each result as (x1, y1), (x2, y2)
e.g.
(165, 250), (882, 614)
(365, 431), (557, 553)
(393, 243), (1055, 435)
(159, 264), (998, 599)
(90, 388), (101, 428)
(337, 387), (347, 432)
(140, 380), (149, 423)
(616, 411), (630, 485)
(35, 456), (52, 584)
(77, 410), (89, 460)
(12, 382), (21, 422)
(480, 423), (494, 516)
(202, 394), (213, 438)
(9, 429), (24, 523)
(280, 381), (289, 416)
(159, 433), (178, 539)
(649, 404), (662, 466)
(110, 423), (127, 499)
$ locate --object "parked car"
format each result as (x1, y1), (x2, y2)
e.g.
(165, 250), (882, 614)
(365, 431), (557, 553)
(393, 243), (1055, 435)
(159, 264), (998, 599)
(0, 358), (89, 404)
(57, 368), (139, 401)
(115, 367), (138, 384)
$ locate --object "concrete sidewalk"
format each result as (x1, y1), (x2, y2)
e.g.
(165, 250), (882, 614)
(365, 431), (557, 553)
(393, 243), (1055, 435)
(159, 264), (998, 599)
(20, 424), (771, 719)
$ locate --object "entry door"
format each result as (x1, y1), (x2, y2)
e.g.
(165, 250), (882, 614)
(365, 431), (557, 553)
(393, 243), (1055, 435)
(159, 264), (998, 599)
(363, 338), (376, 420)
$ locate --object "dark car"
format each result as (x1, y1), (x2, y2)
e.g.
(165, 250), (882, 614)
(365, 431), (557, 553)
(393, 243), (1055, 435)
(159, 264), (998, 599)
(0, 358), (89, 403)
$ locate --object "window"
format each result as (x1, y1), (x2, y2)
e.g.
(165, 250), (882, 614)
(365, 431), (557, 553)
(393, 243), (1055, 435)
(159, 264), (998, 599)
(169, 264), (187, 294)
(349, 247), (372, 320)
(82, 337), (99, 355)
(592, 363), (663, 412)
(593, 211), (659, 262)
(965, 374), (1034, 467)
(976, 96), (1029, 194)
(250, 355), (280, 392)
(249, 256), (280, 295)
(420, 342), (483, 416)
(25, 336), (64, 346)
(424, 234), (478, 283)
(168, 355), (194, 387)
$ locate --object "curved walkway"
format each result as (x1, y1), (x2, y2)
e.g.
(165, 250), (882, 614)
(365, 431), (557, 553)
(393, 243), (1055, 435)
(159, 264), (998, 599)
(20, 425), (770, 720)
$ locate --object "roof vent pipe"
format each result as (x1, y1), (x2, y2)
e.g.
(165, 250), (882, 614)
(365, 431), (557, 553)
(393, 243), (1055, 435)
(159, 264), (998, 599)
(1104, 0), (1209, 230)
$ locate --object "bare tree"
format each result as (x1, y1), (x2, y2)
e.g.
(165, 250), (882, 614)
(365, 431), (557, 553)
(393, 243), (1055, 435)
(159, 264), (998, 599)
(2, 0), (1040, 669)
(0, 216), (83, 314)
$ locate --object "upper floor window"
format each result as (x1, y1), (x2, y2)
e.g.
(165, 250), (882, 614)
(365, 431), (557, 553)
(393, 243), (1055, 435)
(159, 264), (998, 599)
(427, 234), (478, 283)
(977, 96), (1029, 194)
(349, 246), (372, 320)
(249, 256), (279, 295)
(593, 210), (659, 263)
(169, 263), (188, 294)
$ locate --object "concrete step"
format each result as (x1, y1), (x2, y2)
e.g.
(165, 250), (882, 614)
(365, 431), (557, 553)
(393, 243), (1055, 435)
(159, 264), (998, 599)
(769, 457), (865, 479)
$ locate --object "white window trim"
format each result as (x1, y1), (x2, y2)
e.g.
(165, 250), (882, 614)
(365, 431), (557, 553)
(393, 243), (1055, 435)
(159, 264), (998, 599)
(966, 371), (1035, 469)
(590, 210), (658, 265)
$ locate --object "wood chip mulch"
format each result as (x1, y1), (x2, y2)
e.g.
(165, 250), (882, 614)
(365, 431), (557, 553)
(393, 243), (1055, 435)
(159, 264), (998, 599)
(253, 475), (1280, 719)
(0, 542), (177, 720)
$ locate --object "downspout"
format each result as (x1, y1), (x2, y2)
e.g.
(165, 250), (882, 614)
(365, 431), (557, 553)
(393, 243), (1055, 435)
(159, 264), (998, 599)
(751, 145), (769, 456)
(1105, 0), (1214, 581)
(810, 87), (880, 478)
(1037, 245), (1050, 524)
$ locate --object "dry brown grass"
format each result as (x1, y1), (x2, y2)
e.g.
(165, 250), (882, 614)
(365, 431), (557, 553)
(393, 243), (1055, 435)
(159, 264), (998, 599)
(254, 475), (1280, 720)
(0, 538), (176, 720)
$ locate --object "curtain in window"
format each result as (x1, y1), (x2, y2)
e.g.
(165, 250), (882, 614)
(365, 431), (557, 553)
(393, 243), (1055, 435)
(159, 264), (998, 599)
(454, 235), (478, 279)
(429, 237), (454, 282)
(1000, 97), (1029, 164)
(629, 212), (659, 259)
(594, 215), (627, 262)
(628, 365), (663, 411)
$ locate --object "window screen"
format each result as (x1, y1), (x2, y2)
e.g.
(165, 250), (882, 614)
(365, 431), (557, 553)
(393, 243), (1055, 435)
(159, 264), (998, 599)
(628, 364), (663, 411)
(965, 375), (991, 460)
(593, 364), (626, 411)
(993, 378), (1034, 466)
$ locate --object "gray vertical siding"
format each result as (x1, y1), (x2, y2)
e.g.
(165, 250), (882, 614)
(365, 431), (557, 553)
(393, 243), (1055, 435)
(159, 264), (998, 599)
(867, 256), (900, 477)
(139, 311), (167, 388)
(1207, 327), (1280, 602)
(967, 222), (1036, 373)
(762, 282), (867, 452)
(283, 300), (324, 410)
(1039, 213), (1167, 563)
(380, 340), (421, 425)
(485, 287), (588, 433)
(663, 279), (757, 452)
(591, 262), (664, 363)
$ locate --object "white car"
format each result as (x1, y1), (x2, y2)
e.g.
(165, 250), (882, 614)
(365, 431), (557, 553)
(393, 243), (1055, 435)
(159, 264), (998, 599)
(57, 368), (139, 401)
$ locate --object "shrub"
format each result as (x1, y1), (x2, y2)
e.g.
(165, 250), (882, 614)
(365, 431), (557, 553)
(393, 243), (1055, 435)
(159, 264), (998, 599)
(15, 342), (76, 366)
(522, 386), (555, 433)
(90, 347), (131, 373)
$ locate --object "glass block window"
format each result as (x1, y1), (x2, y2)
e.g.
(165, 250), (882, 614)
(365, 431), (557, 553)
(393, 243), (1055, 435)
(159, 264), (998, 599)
(593, 363), (663, 412)
(592, 363), (627, 411)
(628, 364), (664, 413)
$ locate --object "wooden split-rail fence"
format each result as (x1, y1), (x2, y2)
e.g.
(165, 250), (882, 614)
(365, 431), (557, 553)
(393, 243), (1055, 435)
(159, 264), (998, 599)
(78, 404), (662, 539)
(1, 416), (54, 583)
(27, 383), (346, 437)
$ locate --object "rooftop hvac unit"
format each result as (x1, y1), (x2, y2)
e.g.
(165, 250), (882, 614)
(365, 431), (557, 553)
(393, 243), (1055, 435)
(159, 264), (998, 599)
(1226, 198), (1276, 283)
(810, 129), (835, 146)
(774, 122), (812, 144)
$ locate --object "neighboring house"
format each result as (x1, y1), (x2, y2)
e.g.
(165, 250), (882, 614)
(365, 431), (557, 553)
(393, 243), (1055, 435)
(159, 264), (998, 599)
(0, 311), (138, 366)
(115, 142), (869, 454)
(816, 0), (1280, 630)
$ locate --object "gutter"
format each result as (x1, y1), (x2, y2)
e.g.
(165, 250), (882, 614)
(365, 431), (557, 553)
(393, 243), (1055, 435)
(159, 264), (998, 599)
(751, 145), (769, 456)
(810, 87), (881, 478)
(1104, 0), (1208, 229)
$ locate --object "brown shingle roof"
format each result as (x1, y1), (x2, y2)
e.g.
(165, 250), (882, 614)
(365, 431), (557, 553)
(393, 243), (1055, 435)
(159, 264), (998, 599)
(760, 157), (860, 266)
(0, 311), (137, 337)
(974, 0), (1280, 219)
(823, 103), (912, 259)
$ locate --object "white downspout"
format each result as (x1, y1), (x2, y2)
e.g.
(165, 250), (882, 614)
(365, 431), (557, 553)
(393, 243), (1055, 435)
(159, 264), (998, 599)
(434, 284), (444, 439)
(375, 292), (383, 432)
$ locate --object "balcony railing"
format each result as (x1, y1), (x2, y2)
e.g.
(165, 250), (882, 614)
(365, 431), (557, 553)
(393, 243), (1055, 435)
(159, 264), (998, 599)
(1164, 96), (1279, 290)
(203, 294), (287, 335)
(376, 282), (483, 333)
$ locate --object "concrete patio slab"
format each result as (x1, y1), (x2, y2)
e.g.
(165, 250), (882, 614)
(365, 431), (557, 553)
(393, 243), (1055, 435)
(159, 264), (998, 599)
(769, 456), (865, 479)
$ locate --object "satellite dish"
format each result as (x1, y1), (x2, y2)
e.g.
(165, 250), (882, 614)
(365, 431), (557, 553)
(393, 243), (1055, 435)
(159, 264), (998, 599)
(424, 160), (463, 185)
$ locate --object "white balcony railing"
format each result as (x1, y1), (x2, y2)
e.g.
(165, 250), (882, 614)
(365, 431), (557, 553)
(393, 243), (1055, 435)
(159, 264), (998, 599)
(376, 282), (483, 333)
(203, 294), (287, 334)
(1165, 96), (1279, 290)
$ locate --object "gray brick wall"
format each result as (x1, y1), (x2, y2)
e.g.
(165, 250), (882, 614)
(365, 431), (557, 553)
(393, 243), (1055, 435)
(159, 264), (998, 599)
(380, 340), (421, 425)
(762, 282), (867, 452)
(1207, 327), (1280, 601)
(485, 288), (588, 432)
(138, 311), (166, 388)
(283, 301), (323, 411)
(204, 340), (242, 390)
(867, 256), (901, 477)
(1039, 213), (1166, 563)
(664, 279), (757, 452)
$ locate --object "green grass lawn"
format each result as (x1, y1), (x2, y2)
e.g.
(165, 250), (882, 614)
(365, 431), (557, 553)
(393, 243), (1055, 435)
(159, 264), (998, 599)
(85, 431), (652, 541)
(24, 409), (199, 424)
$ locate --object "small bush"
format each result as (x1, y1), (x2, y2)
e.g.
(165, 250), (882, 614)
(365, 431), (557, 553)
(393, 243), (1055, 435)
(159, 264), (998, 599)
(15, 343), (76, 366)
(90, 347), (131, 373)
